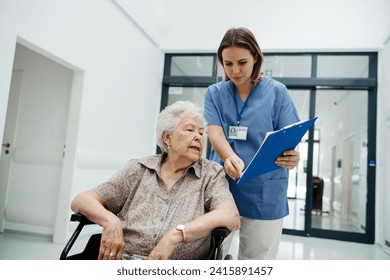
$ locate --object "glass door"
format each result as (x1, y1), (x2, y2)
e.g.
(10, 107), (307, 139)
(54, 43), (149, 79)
(311, 90), (368, 234)
(284, 89), (370, 237)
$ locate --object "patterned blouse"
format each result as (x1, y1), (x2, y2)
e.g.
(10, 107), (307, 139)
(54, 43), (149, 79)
(95, 153), (233, 260)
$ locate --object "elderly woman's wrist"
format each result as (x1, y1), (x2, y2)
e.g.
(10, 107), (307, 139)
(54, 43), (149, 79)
(171, 228), (185, 245)
(100, 212), (121, 229)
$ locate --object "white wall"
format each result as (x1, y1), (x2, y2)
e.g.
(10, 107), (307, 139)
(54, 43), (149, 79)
(158, 0), (386, 52)
(0, 0), (163, 242)
(377, 0), (390, 255)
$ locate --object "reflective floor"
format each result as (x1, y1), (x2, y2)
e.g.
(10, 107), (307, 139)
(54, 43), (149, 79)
(227, 230), (390, 260)
(284, 198), (362, 232)
(0, 228), (389, 260)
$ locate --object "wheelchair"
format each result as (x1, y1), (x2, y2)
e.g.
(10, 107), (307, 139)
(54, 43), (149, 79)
(60, 213), (233, 260)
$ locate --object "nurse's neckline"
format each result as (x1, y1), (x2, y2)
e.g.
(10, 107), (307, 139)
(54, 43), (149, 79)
(235, 79), (261, 102)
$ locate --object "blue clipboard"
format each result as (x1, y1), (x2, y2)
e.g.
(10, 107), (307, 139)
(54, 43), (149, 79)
(237, 117), (318, 184)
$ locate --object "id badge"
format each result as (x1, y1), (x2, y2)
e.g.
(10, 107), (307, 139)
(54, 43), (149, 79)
(228, 126), (248, 140)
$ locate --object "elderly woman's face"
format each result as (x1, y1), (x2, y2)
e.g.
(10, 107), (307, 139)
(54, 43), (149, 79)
(166, 114), (204, 163)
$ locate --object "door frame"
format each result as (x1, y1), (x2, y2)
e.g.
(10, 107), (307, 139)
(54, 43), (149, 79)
(0, 37), (84, 244)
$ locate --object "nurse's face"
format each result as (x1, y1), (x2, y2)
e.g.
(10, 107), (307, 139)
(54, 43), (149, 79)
(221, 46), (257, 87)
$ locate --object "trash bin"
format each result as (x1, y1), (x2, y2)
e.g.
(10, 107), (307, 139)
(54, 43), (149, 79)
(312, 176), (324, 214)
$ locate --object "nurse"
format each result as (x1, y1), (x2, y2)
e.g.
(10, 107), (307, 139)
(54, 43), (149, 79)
(204, 27), (301, 260)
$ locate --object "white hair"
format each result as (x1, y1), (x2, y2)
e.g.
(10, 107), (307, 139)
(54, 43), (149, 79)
(156, 101), (204, 153)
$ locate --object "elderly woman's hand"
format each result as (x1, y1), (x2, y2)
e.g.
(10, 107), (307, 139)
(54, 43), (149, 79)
(98, 216), (125, 260)
(224, 154), (244, 180)
(148, 229), (182, 260)
(275, 149), (300, 170)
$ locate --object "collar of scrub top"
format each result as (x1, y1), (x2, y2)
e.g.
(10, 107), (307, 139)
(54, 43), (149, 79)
(230, 81), (255, 126)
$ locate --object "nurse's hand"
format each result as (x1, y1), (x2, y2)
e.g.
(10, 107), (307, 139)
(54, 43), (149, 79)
(275, 149), (300, 170)
(224, 154), (244, 180)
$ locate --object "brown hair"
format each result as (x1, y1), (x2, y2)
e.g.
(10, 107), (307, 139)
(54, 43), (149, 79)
(217, 27), (264, 83)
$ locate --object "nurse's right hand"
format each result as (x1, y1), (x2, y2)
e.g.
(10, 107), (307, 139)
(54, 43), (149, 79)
(224, 154), (244, 180)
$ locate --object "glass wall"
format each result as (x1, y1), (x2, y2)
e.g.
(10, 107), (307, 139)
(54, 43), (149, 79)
(263, 55), (312, 77)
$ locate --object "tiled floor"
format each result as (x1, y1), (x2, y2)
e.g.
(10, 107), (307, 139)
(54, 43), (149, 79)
(0, 228), (389, 260)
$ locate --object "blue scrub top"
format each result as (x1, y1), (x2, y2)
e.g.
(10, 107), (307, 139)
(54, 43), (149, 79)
(204, 75), (300, 220)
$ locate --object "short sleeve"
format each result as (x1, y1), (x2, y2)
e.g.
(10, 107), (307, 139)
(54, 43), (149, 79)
(95, 160), (139, 213)
(203, 161), (233, 212)
(204, 86), (222, 126)
(273, 85), (300, 130)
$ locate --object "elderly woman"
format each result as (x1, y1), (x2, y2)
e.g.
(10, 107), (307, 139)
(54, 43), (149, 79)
(71, 101), (240, 260)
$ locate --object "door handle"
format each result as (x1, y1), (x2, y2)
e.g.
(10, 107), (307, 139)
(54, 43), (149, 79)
(2, 143), (10, 148)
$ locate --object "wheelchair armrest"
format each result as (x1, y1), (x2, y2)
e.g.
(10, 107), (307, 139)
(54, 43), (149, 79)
(70, 213), (96, 225)
(208, 227), (231, 260)
(60, 213), (96, 260)
(212, 227), (231, 238)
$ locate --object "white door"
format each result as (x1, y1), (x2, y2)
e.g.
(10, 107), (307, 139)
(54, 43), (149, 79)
(0, 44), (72, 235)
(0, 70), (23, 232)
